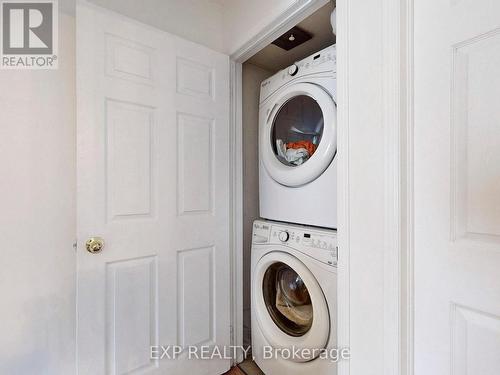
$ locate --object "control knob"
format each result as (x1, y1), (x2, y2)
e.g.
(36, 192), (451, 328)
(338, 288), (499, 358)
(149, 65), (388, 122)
(278, 231), (290, 242)
(288, 64), (299, 76)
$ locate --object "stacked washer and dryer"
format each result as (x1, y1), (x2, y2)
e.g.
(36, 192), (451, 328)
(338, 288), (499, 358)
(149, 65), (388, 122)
(251, 44), (339, 375)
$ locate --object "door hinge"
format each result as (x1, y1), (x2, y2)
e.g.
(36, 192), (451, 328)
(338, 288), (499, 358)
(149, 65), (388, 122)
(73, 241), (77, 252)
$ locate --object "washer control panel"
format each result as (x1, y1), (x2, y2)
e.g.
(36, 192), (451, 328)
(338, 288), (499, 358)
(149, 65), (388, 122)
(252, 220), (338, 267)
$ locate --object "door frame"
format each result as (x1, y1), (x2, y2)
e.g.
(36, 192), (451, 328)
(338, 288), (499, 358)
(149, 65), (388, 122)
(228, 0), (415, 374)
(401, 1), (414, 374)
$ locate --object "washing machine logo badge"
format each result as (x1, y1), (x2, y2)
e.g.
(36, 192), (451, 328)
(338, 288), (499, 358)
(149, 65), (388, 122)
(254, 222), (269, 230)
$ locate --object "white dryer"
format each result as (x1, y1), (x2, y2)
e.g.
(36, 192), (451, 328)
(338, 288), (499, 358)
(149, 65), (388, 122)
(251, 220), (337, 375)
(259, 45), (337, 229)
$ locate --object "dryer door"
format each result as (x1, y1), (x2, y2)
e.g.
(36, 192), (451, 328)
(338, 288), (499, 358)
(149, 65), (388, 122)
(261, 83), (337, 187)
(253, 251), (330, 362)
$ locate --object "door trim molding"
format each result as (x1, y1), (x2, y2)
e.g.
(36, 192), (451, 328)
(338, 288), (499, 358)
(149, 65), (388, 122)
(335, 1), (350, 374)
(337, 0), (414, 373)
(402, 1), (415, 374)
(382, 0), (403, 373)
(228, 58), (244, 363)
(381, 0), (415, 373)
(381, 0), (414, 373)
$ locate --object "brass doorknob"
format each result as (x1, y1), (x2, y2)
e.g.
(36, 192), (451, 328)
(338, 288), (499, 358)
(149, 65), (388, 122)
(86, 237), (104, 253)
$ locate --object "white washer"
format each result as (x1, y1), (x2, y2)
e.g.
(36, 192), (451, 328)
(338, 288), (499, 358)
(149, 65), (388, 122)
(251, 220), (337, 375)
(259, 45), (337, 229)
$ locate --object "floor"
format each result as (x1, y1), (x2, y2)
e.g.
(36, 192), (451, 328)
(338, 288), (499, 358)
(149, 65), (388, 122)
(223, 367), (244, 375)
(222, 360), (265, 375)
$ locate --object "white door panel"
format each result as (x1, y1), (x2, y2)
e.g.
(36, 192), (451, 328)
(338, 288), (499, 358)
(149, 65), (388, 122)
(414, 0), (500, 373)
(77, 3), (231, 374)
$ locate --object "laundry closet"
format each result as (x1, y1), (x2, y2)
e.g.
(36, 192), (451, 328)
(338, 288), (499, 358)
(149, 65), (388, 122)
(241, 2), (337, 371)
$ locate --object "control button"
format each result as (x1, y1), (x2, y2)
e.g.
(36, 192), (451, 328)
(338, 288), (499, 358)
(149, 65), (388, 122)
(288, 64), (298, 76)
(278, 231), (290, 242)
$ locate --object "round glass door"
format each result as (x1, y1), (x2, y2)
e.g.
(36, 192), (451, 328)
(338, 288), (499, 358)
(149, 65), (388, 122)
(262, 262), (313, 337)
(272, 95), (324, 167)
(260, 83), (337, 187)
(253, 251), (331, 360)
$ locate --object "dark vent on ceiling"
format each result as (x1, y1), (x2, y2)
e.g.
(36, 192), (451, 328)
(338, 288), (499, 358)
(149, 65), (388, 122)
(272, 26), (313, 51)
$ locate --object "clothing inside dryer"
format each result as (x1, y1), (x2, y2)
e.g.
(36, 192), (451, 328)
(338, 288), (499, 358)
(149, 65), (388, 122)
(272, 95), (324, 166)
(262, 262), (313, 336)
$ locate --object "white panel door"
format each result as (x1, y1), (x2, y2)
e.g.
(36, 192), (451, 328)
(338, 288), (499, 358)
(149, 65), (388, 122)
(414, 0), (500, 374)
(76, 3), (231, 375)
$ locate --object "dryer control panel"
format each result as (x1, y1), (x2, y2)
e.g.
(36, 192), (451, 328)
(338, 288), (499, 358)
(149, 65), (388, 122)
(259, 44), (337, 104)
(252, 220), (338, 267)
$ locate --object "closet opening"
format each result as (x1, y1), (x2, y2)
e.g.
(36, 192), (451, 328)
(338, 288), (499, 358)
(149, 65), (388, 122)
(237, 2), (337, 371)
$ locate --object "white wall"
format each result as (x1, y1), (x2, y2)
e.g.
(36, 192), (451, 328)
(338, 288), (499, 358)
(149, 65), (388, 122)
(241, 63), (272, 347)
(0, 14), (76, 375)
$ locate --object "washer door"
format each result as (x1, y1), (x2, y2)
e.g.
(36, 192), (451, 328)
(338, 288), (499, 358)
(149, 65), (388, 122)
(261, 83), (337, 187)
(253, 251), (330, 362)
